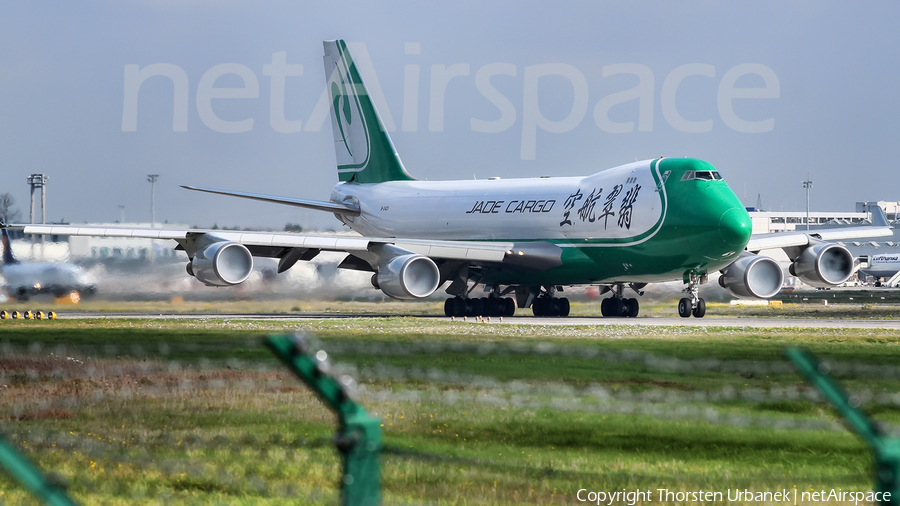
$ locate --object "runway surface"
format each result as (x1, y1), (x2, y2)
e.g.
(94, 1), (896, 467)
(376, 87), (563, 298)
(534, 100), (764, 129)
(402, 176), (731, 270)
(53, 312), (900, 330)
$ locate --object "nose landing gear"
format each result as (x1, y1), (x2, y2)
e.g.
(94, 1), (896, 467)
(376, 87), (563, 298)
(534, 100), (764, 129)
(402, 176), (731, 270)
(678, 272), (706, 318)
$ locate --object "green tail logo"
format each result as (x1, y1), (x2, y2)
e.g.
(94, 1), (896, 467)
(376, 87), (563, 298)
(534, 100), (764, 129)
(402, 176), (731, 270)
(323, 40), (413, 184)
(331, 78), (353, 156)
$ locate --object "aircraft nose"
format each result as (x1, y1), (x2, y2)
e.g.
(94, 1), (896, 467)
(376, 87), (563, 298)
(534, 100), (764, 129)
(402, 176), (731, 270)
(719, 207), (752, 248)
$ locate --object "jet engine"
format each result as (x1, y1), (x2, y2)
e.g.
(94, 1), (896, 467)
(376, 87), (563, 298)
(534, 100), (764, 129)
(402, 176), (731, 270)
(788, 241), (854, 287)
(188, 241), (254, 286)
(375, 254), (440, 300)
(718, 252), (784, 299)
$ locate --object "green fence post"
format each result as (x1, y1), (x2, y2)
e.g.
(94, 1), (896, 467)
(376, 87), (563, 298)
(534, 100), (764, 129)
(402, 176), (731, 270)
(0, 433), (80, 506)
(786, 347), (900, 504)
(265, 333), (382, 506)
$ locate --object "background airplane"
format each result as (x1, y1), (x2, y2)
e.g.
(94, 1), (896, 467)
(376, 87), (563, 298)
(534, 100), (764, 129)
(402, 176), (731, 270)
(859, 253), (900, 286)
(1, 229), (97, 302)
(6, 40), (892, 317)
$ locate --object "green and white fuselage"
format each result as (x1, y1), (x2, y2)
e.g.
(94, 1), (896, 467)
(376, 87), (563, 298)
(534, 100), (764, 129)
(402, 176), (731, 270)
(320, 38), (751, 293)
(332, 157), (751, 286)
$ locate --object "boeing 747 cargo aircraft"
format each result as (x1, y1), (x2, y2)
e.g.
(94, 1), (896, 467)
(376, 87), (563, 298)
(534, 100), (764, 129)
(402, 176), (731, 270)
(5, 40), (891, 317)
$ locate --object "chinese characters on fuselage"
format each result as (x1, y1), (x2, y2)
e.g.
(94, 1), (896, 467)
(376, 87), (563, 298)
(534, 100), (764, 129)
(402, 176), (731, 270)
(559, 180), (641, 230)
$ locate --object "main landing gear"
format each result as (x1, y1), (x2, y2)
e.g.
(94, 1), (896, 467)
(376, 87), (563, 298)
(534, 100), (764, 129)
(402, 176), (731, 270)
(532, 296), (569, 317)
(678, 272), (706, 318)
(599, 283), (641, 317)
(444, 296), (515, 317)
(530, 286), (570, 317)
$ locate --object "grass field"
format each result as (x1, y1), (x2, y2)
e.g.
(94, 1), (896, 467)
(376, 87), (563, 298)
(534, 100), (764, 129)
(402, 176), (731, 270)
(1, 314), (900, 504)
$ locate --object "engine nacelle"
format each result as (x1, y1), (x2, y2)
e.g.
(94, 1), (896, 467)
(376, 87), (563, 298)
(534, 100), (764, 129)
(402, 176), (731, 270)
(789, 241), (854, 287)
(376, 254), (440, 300)
(718, 252), (784, 299)
(190, 241), (254, 286)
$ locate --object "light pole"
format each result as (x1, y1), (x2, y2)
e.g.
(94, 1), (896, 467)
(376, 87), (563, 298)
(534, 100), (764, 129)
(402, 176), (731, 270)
(118, 205), (125, 223)
(802, 174), (813, 231)
(147, 174), (159, 263)
(26, 174), (48, 259)
(147, 174), (159, 228)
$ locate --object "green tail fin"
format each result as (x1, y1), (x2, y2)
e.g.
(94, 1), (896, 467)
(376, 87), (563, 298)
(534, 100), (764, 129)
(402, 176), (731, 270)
(323, 40), (413, 184)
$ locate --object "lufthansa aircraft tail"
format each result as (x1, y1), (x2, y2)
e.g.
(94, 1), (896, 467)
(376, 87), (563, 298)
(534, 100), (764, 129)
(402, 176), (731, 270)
(2, 229), (20, 265)
(323, 39), (414, 184)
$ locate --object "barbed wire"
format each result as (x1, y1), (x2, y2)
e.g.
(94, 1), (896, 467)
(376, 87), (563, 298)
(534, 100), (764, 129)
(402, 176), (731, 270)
(3, 356), (897, 440)
(4, 341), (900, 419)
(5, 337), (899, 380)
(320, 340), (900, 380)
(361, 387), (849, 434)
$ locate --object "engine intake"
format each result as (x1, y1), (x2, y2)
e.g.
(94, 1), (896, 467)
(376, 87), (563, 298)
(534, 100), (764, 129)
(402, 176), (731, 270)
(190, 241), (254, 286)
(789, 241), (854, 287)
(376, 254), (440, 300)
(719, 252), (784, 299)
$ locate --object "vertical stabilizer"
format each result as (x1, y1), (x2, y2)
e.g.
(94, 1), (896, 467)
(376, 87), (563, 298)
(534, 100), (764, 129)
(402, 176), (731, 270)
(2, 229), (19, 265)
(323, 40), (413, 184)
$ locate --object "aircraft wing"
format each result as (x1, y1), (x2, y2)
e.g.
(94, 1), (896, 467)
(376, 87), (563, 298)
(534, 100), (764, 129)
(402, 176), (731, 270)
(14, 224), (562, 271)
(746, 226), (893, 252)
(746, 206), (893, 253)
(181, 185), (361, 216)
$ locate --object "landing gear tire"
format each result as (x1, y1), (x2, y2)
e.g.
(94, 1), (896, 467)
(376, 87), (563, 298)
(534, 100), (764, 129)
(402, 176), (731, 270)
(453, 298), (466, 317)
(470, 298), (484, 317)
(600, 297), (628, 318)
(503, 298), (516, 317)
(481, 297), (500, 316)
(447, 297), (515, 317)
(625, 298), (639, 318)
(557, 297), (570, 317)
(601, 297), (626, 317)
(612, 298), (624, 317)
(692, 298), (706, 318)
(532, 297), (569, 317)
(678, 298), (692, 318)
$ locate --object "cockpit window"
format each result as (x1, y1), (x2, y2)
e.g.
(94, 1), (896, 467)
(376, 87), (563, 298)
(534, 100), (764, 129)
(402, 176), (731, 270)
(681, 170), (723, 181)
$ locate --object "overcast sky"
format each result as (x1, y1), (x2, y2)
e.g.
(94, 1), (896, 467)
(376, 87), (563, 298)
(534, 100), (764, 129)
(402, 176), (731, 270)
(1, 1), (898, 230)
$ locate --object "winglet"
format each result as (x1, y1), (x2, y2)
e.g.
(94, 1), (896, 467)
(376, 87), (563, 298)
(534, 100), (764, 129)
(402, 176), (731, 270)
(2, 228), (20, 265)
(868, 205), (891, 228)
